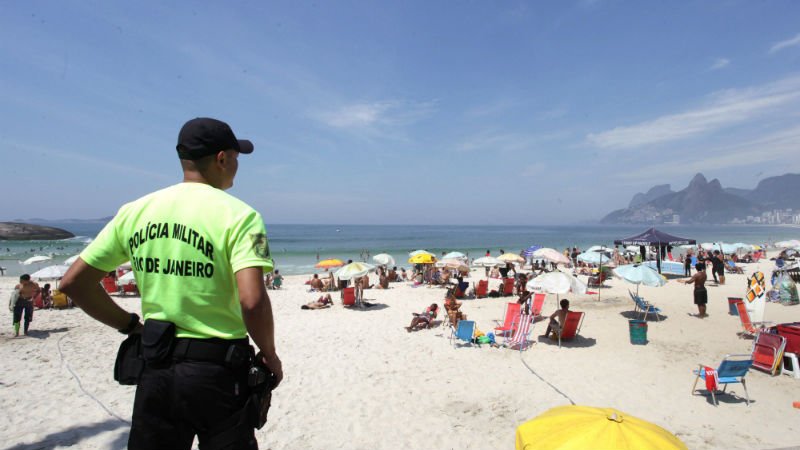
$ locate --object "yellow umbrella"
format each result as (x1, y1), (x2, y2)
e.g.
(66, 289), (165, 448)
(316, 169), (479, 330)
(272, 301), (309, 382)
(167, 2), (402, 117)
(315, 258), (344, 269)
(408, 253), (437, 264)
(516, 406), (687, 450)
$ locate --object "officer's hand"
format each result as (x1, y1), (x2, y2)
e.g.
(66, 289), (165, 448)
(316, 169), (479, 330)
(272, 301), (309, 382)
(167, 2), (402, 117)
(261, 353), (283, 388)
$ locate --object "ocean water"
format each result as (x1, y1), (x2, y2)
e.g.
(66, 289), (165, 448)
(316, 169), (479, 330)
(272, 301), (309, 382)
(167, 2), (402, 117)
(1, 221), (797, 277)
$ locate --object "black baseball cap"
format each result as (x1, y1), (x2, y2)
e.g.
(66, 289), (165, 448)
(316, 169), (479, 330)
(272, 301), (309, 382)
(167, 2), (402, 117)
(176, 118), (254, 160)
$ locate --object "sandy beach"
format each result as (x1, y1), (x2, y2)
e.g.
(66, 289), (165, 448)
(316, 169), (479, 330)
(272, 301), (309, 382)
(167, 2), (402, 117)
(1, 255), (799, 450)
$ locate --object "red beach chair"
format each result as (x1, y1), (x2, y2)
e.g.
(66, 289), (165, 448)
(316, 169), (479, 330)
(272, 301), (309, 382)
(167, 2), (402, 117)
(530, 293), (546, 317)
(556, 311), (585, 348)
(494, 303), (522, 338)
(474, 280), (489, 299)
(102, 276), (119, 294)
(735, 302), (773, 338)
(505, 314), (534, 352)
(751, 332), (786, 375)
(502, 278), (515, 296)
(342, 287), (356, 306)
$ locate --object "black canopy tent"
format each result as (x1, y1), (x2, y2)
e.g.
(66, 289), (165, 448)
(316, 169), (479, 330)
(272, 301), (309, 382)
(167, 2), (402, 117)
(614, 227), (696, 274)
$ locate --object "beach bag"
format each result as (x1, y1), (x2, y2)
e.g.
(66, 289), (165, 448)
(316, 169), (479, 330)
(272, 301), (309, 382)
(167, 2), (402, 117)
(778, 276), (799, 305)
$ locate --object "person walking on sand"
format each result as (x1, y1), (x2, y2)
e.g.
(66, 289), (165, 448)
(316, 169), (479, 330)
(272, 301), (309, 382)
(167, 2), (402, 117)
(11, 274), (39, 336)
(681, 263), (708, 318)
(61, 117), (282, 449)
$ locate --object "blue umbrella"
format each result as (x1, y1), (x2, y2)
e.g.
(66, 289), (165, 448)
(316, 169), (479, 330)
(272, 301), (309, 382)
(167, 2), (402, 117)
(523, 245), (542, 258)
(613, 264), (666, 296)
(577, 252), (612, 265)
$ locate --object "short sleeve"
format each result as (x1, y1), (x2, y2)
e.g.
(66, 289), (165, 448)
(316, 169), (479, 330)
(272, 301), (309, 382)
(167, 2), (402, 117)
(80, 213), (129, 272)
(229, 210), (274, 274)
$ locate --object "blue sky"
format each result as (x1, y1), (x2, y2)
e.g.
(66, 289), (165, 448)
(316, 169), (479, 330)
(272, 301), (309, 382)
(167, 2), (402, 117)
(1, 1), (799, 225)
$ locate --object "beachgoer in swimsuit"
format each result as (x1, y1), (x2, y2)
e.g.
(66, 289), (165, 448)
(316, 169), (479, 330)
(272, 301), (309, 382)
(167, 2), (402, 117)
(541, 299), (570, 338)
(682, 263), (708, 318)
(406, 303), (438, 331)
(301, 294), (333, 310)
(12, 274), (39, 336)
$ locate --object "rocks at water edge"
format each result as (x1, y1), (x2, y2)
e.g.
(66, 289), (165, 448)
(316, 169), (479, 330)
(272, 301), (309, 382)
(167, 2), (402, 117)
(0, 222), (75, 240)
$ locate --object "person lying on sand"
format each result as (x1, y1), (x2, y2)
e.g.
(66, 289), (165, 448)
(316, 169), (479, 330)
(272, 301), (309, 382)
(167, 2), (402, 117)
(406, 303), (438, 331)
(301, 294), (334, 310)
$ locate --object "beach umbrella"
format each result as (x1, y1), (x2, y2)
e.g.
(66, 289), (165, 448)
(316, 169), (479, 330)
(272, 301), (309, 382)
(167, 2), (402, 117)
(315, 258), (345, 269)
(515, 405), (687, 450)
(442, 251), (467, 260)
(334, 262), (376, 281)
(526, 271), (587, 296)
(435, 258), (470, 272)
(715, 242), (741, 254)
(498, 253), (525, 263)
(776, 239), (800, 249)
(30, 264), (70, 281)
(577, 252), (612, 265)
(532, 248), (570, 265)
(700, 242), (715, 251)
(522, 245), (542, 258)
(372, 254), (395, 267)
(472, 256), (505, 267)
(613, 264), (666, 296)
(585, 245), (613, 255)
(22, 255), (52, 265)
(408, 253), (436, 264)
(409, 249), (434, 257)
(64, 254), (80, 265)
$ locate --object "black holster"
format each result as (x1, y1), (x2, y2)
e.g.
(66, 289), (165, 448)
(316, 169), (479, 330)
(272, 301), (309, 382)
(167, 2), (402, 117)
(247, 354), (277, 429)
(141, 319), (176, 368)
(114, 333), (144, 385)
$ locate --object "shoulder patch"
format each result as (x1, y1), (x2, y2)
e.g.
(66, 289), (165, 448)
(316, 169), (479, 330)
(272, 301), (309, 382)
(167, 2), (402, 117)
(250, 233), (270, 259)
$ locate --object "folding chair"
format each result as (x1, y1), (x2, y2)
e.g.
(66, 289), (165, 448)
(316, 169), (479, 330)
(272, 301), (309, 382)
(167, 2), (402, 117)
(502, 278), (515, 296)
(474, 280), (489, 298)
(556, 311), (585, 348)
(629, 290), (661, 321)
(450, 320), (477, 348)
(751, 331), (786, 375)
(494, 303), (521, 339)
(342, 287), (356, 307)
(504, 314), (534, 352)
(734, 302), (773, 338)
(530, 293), (546, 317)
(691, 354), (753, 406)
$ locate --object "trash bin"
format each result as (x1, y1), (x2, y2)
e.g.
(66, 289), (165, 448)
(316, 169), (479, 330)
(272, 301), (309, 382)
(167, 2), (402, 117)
(728, 297), (743, 316)
(629, 320), (648, 345)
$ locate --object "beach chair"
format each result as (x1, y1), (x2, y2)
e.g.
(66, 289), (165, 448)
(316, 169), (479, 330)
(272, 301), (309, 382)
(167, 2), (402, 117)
(530, 293), (546, 317)
(751, 332), (786, 375)
(450, 320), (477, 348)
(726, 260), (745, 274)
(504, 314), (534, 352)
(587, 271), (608, 288)
(342, 287), (356, 307)
(121, 282), (139, 296)
(474, 280), (489, 298)
(502, 278), (515, 296)
(454, 281), (469, 299)
(555, 311), (584, 348)
(629, 290), (661, 321)
(102, 276), (119, 294)
(734, 302), (773, 338)
(691, 354), (753, 406)
(494, 303), (522, 338)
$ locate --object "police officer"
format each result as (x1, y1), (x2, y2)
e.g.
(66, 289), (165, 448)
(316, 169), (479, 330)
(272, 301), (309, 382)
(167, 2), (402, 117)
(61, 117), (282, 449)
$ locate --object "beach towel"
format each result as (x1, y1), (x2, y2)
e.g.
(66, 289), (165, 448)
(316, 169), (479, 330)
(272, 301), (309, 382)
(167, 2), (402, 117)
(704, 366), (718, 392)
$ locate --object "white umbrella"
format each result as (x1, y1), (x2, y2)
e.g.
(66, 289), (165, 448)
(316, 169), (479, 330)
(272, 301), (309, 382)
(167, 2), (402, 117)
(532, 248), (570, 265)
(64, 254), (80, 265)
(442, 251), (467, 260)
(435, 258), (470, 272)
(22, 255), (52, 265)
(472, 256), (505, 267)
(613, 264), (666, 296)
(776, 239), (800, 249)
(372, 253), (395, 267)
(526, 271), (588, 296)
(700, 243), (715, 251)
(334, 262), (376, 281)
(409, 249), (434, 257)
(585, 245), (613, 255)
(30, 264), (70, 281)
(118, 271), (136, 284)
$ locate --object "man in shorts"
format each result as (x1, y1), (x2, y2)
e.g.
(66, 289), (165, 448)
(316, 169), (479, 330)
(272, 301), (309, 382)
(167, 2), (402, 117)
(12, 274), (39, 336)
(62, 117), (282, 449)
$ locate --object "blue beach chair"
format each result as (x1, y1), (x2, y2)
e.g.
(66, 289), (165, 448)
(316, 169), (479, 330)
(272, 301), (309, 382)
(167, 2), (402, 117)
(691, 354), (753, 406)
(629, 290), (662, 321)
(450, 320), (477, 348)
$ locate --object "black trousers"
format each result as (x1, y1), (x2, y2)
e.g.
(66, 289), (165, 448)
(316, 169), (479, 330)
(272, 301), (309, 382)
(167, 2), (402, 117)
(128, 360), (256, 450)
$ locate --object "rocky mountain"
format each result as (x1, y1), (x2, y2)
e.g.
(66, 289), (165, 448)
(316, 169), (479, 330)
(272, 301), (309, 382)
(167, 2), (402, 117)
(0, 222), (75, 240)
(629, 184), (674, 208)
(741, 173), (800, 210)
(602, 173), (762, 224)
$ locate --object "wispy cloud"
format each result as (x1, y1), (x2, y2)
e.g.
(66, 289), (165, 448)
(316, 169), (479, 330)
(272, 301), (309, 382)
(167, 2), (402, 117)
(769, 33), (800, 54)
(586, 75), (800, 149)
(456, 130), (569, 153)
(315, 100), (436, 129)
(709, 57), (730, 71)
(619, 124), (800, 181)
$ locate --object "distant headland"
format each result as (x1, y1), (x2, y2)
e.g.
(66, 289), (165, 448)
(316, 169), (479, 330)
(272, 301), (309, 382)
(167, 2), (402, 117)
(0, 222), (75, 240)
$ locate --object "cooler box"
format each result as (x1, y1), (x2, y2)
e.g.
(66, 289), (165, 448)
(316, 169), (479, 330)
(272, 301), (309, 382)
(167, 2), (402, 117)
(629, 320), (647, 345)
(52, 290), (68, 308)
(728, 297), (743, 316)
(777, 323), (800, 354)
